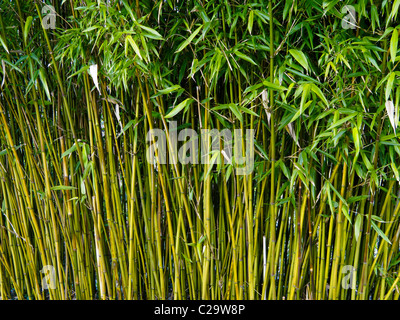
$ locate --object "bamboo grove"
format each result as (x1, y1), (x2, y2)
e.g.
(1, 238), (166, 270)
(1, 0), (400, 300)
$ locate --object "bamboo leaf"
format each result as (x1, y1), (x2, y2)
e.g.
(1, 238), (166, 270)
(204, 151), (220, 180)
(263, 80), (287, 91)
(385, 100), (398, 132)
(165, 98), (193, 119)
(228, 103), (243, 122)
(175, 25), (202, 53)
(311, 84), (329, 106)
(389, 0), (400, 23)
(235, 51), (257, 65)
(0, 35), (9, 54)
(61, 144), (77, 159)
(88, 64), (101, 95)
(126, 35), (142, 60)
(386, 72), (395, 101)
(138, 24), (164, 40)
(118, 118), (140, 138)
(248, 10), (254, 34)
(51, 185), (77, 191)
(23, 16), (33, 43)
(181, 253), (192, 263)
(238, 105), (259, 117)
(327, 113), (358, 131)
(67, 66), (90, 79)
(38, 68), (51, 101)
(371, 215), (386, 223)
(289, 49), (309, 72)
(390, 28), (398, 64)
(121, 0), (136, 22)
(153, 85), (181, 97)
(371, 221), (391, 244)
(352, 127), (360, 165)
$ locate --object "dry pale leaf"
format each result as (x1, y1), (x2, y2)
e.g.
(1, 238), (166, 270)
(88, 64), (101, 95)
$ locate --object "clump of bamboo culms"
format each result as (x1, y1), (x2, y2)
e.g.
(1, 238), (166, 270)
(1, 0), (400, 300)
